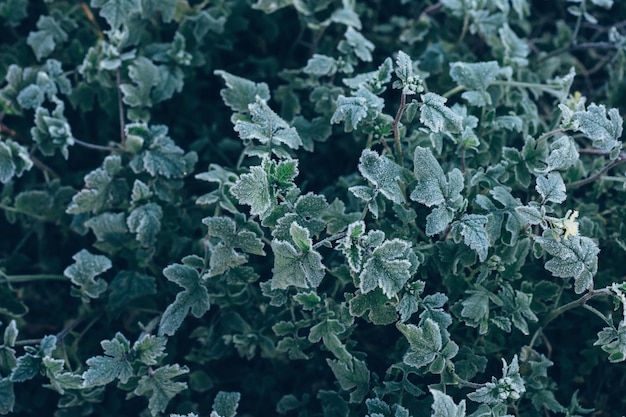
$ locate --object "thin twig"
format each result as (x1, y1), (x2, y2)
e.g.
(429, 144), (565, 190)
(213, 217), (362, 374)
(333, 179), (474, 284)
(74, 138), (120, 152)
(392, 93), (407, 166)
(116, 67), (127, 147)
(567, 152), (626, 189)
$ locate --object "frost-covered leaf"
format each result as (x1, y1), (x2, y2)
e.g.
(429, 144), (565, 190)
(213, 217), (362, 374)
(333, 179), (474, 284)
(158, 263), (210, 336)
(91, 0), (140, 30)
(394, 51), (423, 95)
(0, 140), (33, 184)
(536, 235), (599, 294)
(120, 57), (160, 107)
(67, 155), (123, 214)
(203, 216), (265, 256)
(0, 378), (14, 414)
(339, 220), (366, 272)
(536, 173), (566, 204)
(142, 0), (177, 22)
(430, 389), (466, 417)
(271, 224), (325, 290)
(214, 70), (270, 113)
(543, 135), (579, 172)
(572, 103), (623, 156)
(134, 364), (188, 416)
(31, 96), (75, 159)
(343, 57), (393, 94)
(397, 319), (443, 369)
(304, 54), (338, 76)
(411, 146), (446, 207)
(230, 164), (272, 218)
(342, 27), (374, 62)
(331, 87), (385, 132)
(127, 202), (163, 247)
(594, 321), (626, 363)
(252, 0), (292, 13)
(499, 23), (529, 66)
(426, 205), (455, 236)
(107, 270), (156, 310)
(10, 335), (56, 383)
(420, 93), (463, 134)
(128, 123), (196, 179)
(27, 15), (68, 61)
(326, 358), (370, 403)
(467, 356), (525, 404)
(63, 249), (111, 299)
(457, 214), (489, 262)
(358, 149), (405, 204)
(359, 239), (413, 298)
(82, 332), (133, 387)
(450, 61), (502, 91)
(212, 391), (241, 417)
(234, 98), (302, 149)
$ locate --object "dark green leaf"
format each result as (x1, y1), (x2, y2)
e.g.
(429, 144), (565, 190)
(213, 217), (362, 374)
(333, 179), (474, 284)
(134, 364), (188, 416)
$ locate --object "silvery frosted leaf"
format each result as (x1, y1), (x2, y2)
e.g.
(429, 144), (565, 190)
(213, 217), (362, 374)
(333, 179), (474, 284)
(271, 238), (325, 290)
(82, 332), (132, 386)
(252, 0), (292, 13)
(411, 146), (446, 207)
(342, 57), (392, 94)
(572, 103), (623, 156)
(420, 93), (463, 134)
(430, 389), (466, 417)
(359, 238), (412, 298)
(120, 57), (160, 107)
(134, 364), (188, 416)
(214, 70), (270, 113)
(331, 87), (384, 132)
(543, 135), (579, 172)
(326, 358), (370, 403)
(499, 23), (529, 65)
(202, 216), (265, 256)
(63, 249), (111, 299)
(31, 96), (75, 159)
(0, 140), (32, 184)
(127, 202), (163, 247)
(234, 98), (302, 149)
(449, 61), (502, 91)
(339, 220), (366, 272)
(594, 321), (626, 363)
(330, 3), (361, 29)
(67, 155), (122, 214)
(343, 27), (374, 62)
(303, 54), (338, 76)
(536, 234), (599, 294)
(158, 263), (210, 336)
(426, 205), (455, 236)
(458, 214), (490, 262)
(212, 391), (241, 417)
(230, 164), (272, 218)
(27, 15), (68, 61)
(91, 0), (140, 30)
(535, 172), (566, 204)
(358, 149), (405, 204)
(397, 319), (442, 369)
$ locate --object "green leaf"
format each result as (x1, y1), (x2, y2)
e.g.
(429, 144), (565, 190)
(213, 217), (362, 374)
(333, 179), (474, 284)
(572, 103), (623, 156)
(0, 140), (33, 184)
(107, 270), (156, 310)
(326, 358), (370, 403)
(27, 15), (68, 61)
(234, 98), (302, 150)
(536, 173), (566, 204)
(467, 355), (525, 404)
(203, 216), (265, 256)
(543, 135), (579, 172)
(358, 149), (405, 204)
(133, 335), (166, 366)
(127, 202), (163, 247)
(594, 321), (626, 363)
(420, 93), (463, 134)
(252, 0), (292, 13)
(426, 205), (455, 236)
(397, 319), (442, 369)
(536, 235), (599, 294)
(430, 389), (466, 417)
(42, 356), (82, 394)
(120, 57), (160, 107)
(342, 27), (374, 62)
(82, 332), (133, 386)
(159, 263), (210, 336)
(66, 155), (123, 214)
(142, 0), (177, 22)
(304, 54), (338, 76)
(349, 289), (398, 325)
(394, 51), (423, 95)
(63, 249), (112, 299)
(91, 0), (140, 30)
(212, 391), (241, 417)
(134, 364), (188, 416)
(127, 123), (197, 179)
(214, 70), (271, 113)
(456, 214), (490, 262)
(411, 147), (446, 207)
(31, 96), (75, 159)
(339, 220), (366, 272)
(230, 164), (272, 218)
(271, 224), (325, 290)
(359, 238), (413, 298)
(0, 0), (27, 26)
(450, 61), (503, 91)
(0, 378), (14, 414)
(343, 57), (393, 94)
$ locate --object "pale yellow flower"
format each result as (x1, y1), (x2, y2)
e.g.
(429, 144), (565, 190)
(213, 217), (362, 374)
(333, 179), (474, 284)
(562, 210), (579, 239)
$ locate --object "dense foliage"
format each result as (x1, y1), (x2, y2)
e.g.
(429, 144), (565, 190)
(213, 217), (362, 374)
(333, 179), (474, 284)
(1, 0), (626, 416)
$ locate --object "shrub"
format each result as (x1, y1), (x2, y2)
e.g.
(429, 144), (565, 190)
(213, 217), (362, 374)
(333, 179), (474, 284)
(1, 0), (626, 416)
